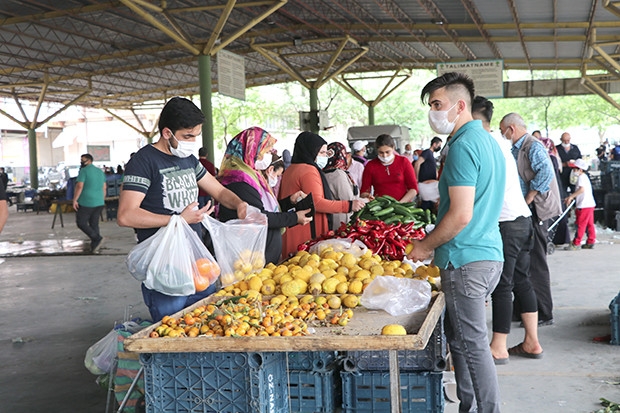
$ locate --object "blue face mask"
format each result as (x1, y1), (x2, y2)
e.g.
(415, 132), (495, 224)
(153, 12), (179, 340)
(316, 156), (329, 169)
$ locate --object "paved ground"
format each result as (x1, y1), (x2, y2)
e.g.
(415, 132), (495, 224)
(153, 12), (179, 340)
(0, 206), (618, 413)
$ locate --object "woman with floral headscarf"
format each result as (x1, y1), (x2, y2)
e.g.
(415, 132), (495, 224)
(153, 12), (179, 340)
(218, 127), (312, 264)
(323, 142), (360, 227)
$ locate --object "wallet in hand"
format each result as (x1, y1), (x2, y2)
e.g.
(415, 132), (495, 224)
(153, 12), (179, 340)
(294, 193), (315, 217)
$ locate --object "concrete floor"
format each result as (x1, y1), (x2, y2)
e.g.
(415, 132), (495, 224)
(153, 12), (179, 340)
(0, 206), (618, 413)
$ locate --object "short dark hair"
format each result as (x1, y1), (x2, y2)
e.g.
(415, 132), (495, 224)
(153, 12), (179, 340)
(471, 96), (494, 123)
(532, 130), (541, 136)
(198, 147), (207, 157)
(376, 134), (395, 148)
(430, 136), (443, 146)
(158, 97), (205, 135)
(420, 72), (475, 107)
(81, 153), (94, 162)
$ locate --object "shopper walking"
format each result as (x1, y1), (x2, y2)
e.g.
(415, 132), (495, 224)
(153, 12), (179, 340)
(564, 158), (596, 250)
(73, 154), (106, 253)
(500, 112), (562, 326)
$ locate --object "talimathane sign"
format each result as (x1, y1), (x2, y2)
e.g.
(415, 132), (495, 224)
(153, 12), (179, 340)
(437, 60), (504, 98)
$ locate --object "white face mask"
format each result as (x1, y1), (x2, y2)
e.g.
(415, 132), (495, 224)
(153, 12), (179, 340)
(267, 174), (278, 188)
(428, 102), (459, 135)
(378, 153), (395, 164)
(315, 155), (329, 169)
(254, 156), (271, 170)
(169, 135), (196, 158)
(562, 143), (571, 149)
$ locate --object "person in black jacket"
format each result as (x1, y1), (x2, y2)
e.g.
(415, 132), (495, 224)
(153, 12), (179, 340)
(218, 127), (312, 264)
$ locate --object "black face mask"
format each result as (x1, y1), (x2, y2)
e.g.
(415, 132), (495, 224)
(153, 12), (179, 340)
(80, 161), (86, 168)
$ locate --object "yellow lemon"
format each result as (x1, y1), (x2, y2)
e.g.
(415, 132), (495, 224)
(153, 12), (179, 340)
(336, 281), (349, 294)
(381, 324), (407, 335)
(342, 294), (359, 308)
(348, 279), (363, 294)
(327, 295), (341, 309)
(322, 277), (340, 294)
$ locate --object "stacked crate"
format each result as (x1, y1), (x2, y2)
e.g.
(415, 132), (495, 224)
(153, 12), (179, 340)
(340, 318), (446, 412)
(140, 352), (289, 413)
(611, 291), (620, 345)
(286, 351), (342, 413)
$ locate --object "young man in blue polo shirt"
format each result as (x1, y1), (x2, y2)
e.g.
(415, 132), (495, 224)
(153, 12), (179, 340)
(409, 72), (506, 413)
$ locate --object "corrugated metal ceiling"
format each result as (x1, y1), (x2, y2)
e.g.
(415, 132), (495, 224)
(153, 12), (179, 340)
(0, 0), (617, 110)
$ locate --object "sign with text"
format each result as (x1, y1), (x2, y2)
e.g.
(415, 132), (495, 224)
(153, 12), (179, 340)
(87, 145), (110, 162)
(217, 49), (246, 101)
(437, 60), (504, 98)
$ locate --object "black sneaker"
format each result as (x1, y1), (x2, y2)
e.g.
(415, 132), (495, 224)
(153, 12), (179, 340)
(581, 244), (594, 249)
(91, 237), (104, 253)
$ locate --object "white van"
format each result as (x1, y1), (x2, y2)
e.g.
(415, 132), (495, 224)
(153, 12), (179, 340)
(347, 125), (410, 158)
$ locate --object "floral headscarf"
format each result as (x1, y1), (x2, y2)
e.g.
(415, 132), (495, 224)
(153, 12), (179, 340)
(219, 127), (279, 211)
(324, 142), (348, 172)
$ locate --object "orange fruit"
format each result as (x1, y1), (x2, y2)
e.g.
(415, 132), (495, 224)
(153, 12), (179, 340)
(194, 258), (221, 291)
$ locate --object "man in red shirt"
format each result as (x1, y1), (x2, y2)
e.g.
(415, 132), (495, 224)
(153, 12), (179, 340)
(198, 147), (217, 208)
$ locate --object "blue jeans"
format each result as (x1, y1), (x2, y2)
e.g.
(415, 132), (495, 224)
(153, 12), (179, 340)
(442, 260), (503, 413)
(141, 282), (217, 322)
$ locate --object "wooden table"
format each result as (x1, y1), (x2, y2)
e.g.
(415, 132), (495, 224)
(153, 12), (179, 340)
(50, 200), (73, 229)
(126, 292), (445, 413)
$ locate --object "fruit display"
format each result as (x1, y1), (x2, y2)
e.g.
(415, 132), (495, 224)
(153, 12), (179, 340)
(350, 195), (436, 225)
(149, 244), (439, 339)
(299, 219), (426, 260)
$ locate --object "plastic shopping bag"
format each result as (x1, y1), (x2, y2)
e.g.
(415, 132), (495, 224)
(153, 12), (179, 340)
(202, 206), (268, 287)
(309, 238), (368, 258)
(126, 215), (220, 296)
(360, 275), (432, 316)
(84, 320), (146, 375)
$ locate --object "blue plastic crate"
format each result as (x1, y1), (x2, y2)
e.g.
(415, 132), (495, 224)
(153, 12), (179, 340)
(611, 291), (620, 345)
(140, 352), (289, 413)
(342, 317), (446, 372)
(341, 370), (444, 413)
(288, 368), (341, 413)
(287, 351), (338, 371)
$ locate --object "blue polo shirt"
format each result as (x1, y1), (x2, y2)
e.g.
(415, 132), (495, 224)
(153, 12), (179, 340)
(434, 120), (505, 269)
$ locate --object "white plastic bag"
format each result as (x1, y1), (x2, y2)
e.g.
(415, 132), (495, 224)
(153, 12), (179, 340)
(309, 238), (368, 258)
(127, 215), (219, 296)
(202, 206), (268, 287)
(360, 275), (432, 316)
(84, 321), (145, 375)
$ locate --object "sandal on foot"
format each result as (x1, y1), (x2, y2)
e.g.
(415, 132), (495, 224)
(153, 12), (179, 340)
(508, 343), (543, 359)
(493, 356), (509, 365)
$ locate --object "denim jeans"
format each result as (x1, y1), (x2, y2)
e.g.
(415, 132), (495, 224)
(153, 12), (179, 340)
(442, 260), (503, 413)
(75, 205), (104, 242)
(141, 282), (217, 322)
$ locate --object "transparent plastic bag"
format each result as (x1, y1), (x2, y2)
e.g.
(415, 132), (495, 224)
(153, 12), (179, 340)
(202, 206), (268, 287)
(84, 320), (145, 375)
(309, 238), (368, 258)
(360, 275), (432, 316)
(127, 215), (219, 296)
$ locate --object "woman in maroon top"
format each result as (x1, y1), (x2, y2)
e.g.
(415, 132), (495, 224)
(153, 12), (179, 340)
(360, 134), (418, 202)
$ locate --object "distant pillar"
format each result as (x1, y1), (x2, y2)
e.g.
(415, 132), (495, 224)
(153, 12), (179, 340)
(309, 88), (319, 134)
(198, 55), (215, 164)
(368, 102), (375, 125)
(28, 128), (38, 189)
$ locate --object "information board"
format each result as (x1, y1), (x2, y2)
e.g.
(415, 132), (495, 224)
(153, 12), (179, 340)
(437, 60), (504, 98)
(217, 49), (246, 101)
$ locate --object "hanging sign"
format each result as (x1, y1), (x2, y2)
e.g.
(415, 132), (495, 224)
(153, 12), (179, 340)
(437, 60), (504, 98)
(217, 49), (246, 101)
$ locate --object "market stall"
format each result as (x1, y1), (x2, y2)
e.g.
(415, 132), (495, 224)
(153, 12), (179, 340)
(123, 196), (446, 412)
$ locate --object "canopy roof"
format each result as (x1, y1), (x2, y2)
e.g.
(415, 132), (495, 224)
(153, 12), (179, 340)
(0, 0), (619, 110)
